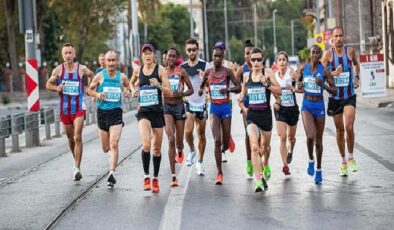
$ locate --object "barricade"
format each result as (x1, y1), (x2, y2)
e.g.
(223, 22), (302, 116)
(25, 112), (40, 147)
(0, 115), (11, 157)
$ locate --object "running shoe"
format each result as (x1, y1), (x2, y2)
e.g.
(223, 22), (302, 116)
(170, 177), (178, 187)
(215, 173), (224, 185)
(175, 150), (185, 164)
(307, 160), (315, 176)
(348, 159), (358, 172)
(340, 163), (348, 177)
(282, 165), (291, 175)
(222, 152), (228, 163)
(315, 170), (323, 184)
(186, 150), (197, 166)
(246, 160), (254, 177)
(287, 151), (293, 164)
(196, 161), (205, 176)
(254, 180), (263, 193)
(107, 174), (116, 188)
(73, 168), (82, 181)
(263, 165), (271, 181)
(144, 177), (151, 191)
(262, 178), (268, 190)
(152, 178), (160, 193)
(229, 136), (236, 153)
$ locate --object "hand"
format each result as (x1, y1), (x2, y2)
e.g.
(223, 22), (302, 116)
(219, 88), (227, 94)
(123, 90), (131, 98)
(274, 102), (281, 111)
(354, 77), (360, 89)
(57, 84), (64, 93)
(171, 91), (182, 98)
(315, 77), (324, 87)
(131, 88), (139, 97)
(198, 70), (205, 79)
(262, 76), (271, 88)
(297, 81), (304, 90)
(332, 64), (343, 76)
(149, 78), (159, 87)
(198, 88), (204, 96)
(97, 92), (105, 101)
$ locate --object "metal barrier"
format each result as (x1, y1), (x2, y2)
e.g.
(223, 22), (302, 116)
(40, 108), (55, 140)
(11, 113), (25, 152)
(25, 112), (40, 147)
(0, 116), (11, 157)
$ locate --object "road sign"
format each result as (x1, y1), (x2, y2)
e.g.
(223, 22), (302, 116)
(26, 29), (33, 43)
(314, 33), (325, 50)
(359, 54), (386, 97)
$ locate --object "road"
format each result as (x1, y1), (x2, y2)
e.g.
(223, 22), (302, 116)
(0, 94), (393, 230)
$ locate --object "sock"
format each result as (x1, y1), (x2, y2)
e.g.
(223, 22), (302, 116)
(348, 152), (354, 160)
(316, 168), (322, 171)
(172, 174), (176, 179)
(153, 155), (162, 177)
(198, 159), (203, 163)
(342, 155), (347, 164)
(309, 159), (315, 163)
(142, 150), (151, 176)
(109, 170), (115, 175)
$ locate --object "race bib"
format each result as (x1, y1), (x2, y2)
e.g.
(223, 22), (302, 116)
(189, 102), (205, 112)
(62, 80), (80, 96)
(139, 86), (159, 106)
(169, 76), (180, 92)
(103, 87), (122, 102)
(303, 76), (321, 94)
(280, 89), (295, 107)
(210, 83), (226, 100)
(334, 72), (350, 87)
(248, 86), (266, 105)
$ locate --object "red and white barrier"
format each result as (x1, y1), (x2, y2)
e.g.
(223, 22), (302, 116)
(25, 59), (40, 111)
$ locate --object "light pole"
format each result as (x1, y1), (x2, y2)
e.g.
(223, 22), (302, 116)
(273, 9), (278, 54)
(291, 19), (295, 56)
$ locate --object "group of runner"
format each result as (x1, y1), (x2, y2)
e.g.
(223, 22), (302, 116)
(46, 26), (359, 193)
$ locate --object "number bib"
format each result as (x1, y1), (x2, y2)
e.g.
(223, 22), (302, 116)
(210, 83), (226, 100)
(189, 102), (205, 112)
(169, 76), (180, 92)
(248, 86), (267, 105)
(139, 86), (159, 106)
(62, 80), (80, 96)
(304, 76), (321, 94)
(281, 89), (295, 107)
(334, 72), (350, 87)
(103, 87), (122, 102)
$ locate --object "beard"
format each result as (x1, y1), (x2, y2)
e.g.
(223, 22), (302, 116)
(189, 55), (196, 61)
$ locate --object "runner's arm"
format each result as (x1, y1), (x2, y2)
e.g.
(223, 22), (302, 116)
(181, 68), (194, 97)
(350, 48), (360, 88)
(87, 73), (103, 99)
(121, 73), (131, 96)
(227, 67), (241, 94)
(158, 65), (171, 94)
(323, 68), (337, 95)
(265, 68), (282, 96)
(46, 66), (62, 92)
(129, 68), (139, 92)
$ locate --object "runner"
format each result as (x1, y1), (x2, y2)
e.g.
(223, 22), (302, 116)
(130, 44), (170, 193)
(297, 45), (336, 184)
(238, 47), (281, 192)
(211, 40), (236, 163)
(273, 51), (300, 176)
(321, 26), (360, 176)
(198, 44), (241, 185)
(95, 53), (105, 74)
(46, 43), (94, 181)
(88, 50), (130, 188)
(236, 39), (254, 177)
(162, 50), (168, 67)
(182, 38), (210, 176)
(163, 47), (194, 186)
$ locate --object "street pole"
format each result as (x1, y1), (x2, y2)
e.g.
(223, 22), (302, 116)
(273, 9), (278, 54)
(328, 0), (333, 18)
(358, 0), (365, 54)
(203, 0), (209, 61)
(131, 0), (140, 63)
(291, 20), (294, 56)
(254, 4), (257, 46)
(224, 0), (230, 60)
(190, 0), (194, 38)
(315, 0), (320, 33)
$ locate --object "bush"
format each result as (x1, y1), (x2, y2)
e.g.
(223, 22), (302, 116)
(2, 95), (10, 105)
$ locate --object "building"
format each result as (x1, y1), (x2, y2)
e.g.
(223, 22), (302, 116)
(381, 0), (394, 87)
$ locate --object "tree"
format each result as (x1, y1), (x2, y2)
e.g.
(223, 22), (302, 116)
(3, 0), (18, 93)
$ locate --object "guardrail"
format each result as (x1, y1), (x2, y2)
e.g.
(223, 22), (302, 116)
(0, 97), (138, 157)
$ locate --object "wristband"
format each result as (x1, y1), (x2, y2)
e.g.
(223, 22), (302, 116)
(157, 83), (162, 89)
(322, 84), (328, 90)
(355, 75), (360, 80)
(226, 88), (231, 93)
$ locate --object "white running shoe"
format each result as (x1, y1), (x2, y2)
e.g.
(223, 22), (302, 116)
(196, 161), (205, 176)
(73, 168), (82, 181)
(186, 150), (197, 166)
(222, 152), (228, 163)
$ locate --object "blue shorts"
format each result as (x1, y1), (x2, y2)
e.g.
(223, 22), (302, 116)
(209, 102), (232, 119)
(301, 99), (325, 119)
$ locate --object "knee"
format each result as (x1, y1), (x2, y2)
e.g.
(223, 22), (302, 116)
(152, 147), (161, 156)
(279, 134), (287, 143)
(336, 128), (345, 137)
(345, 124), (354, 134)
(262, 145), (270, 153)
(288, 136), (296, 143)
(306, 136), (314, 144)
(110, 140), (119, 150)
(74, 134), (82, 144)
(251, 144), (259, 153)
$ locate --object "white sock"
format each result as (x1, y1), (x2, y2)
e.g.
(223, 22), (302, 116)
(348, 152), (354, 160)
(144, 174), (150, 178)
(316, 168), (322, 172)
(110, 170), (115, 175)
(309, 159), (315, 163)
(172, 174), (176, 178)
(342, 155), (348, 163)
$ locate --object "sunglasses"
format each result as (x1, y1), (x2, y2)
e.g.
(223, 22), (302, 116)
(311, 50), (321, 54)
(251, 58), (263, 62)
(187, 48), (197, 53)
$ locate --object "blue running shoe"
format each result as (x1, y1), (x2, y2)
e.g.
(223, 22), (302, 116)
(307, 160), (315, 176)
(315, 170), (322, 184)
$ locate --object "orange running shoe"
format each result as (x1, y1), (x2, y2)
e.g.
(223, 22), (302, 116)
(170, 177), (178, 187)
(175, 150), (185, 164)
(215, 173), (224, 185)
(152, 178), (160, 193)
(229, 136), (235, 153)
(144, 177), (151, 191)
